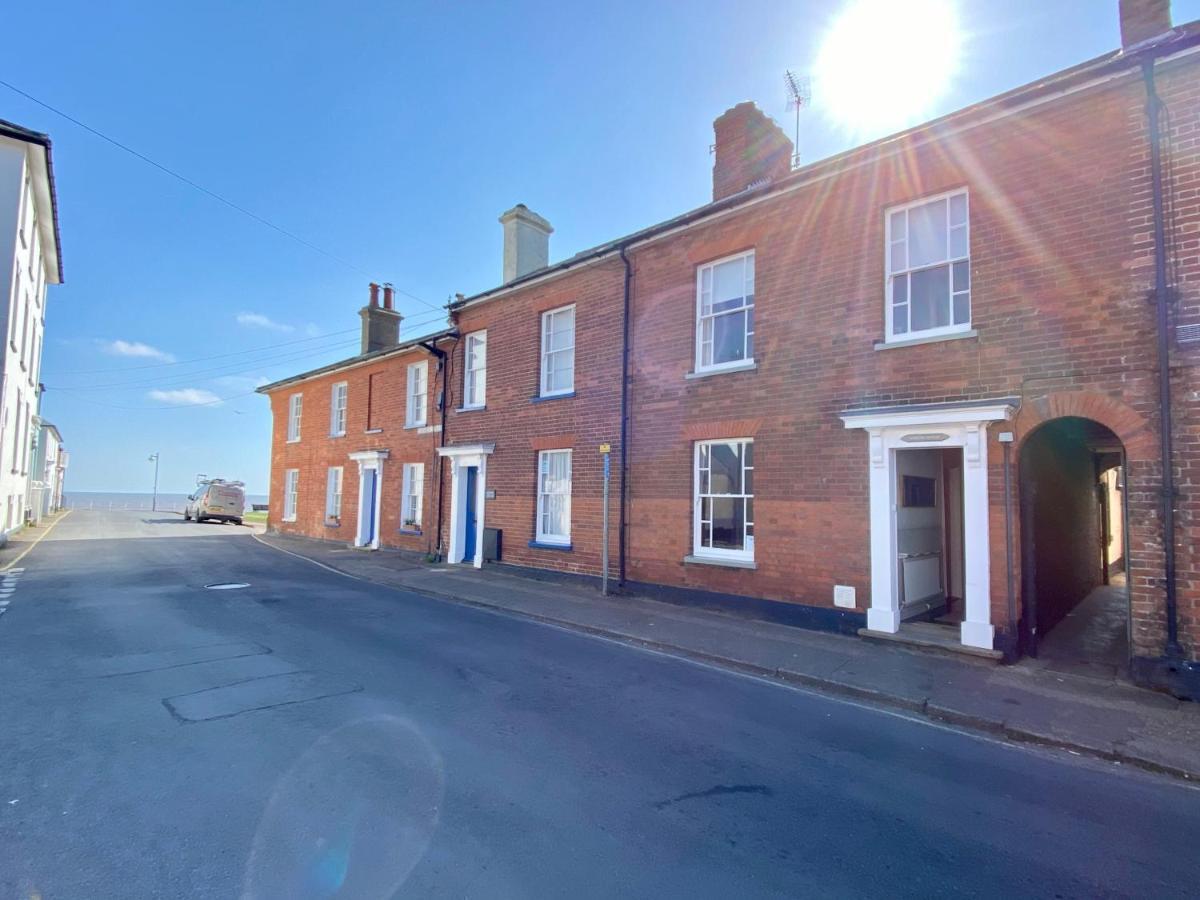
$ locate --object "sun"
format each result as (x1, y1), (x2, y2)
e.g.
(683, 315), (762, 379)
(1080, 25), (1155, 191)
(814, 0), (964, 139)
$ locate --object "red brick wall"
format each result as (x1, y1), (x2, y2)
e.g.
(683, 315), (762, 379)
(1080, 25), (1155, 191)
(625, 57), (1200, 659)
(265, 345), (445, 556)
(442, 258), (626, 576)
(259, 53), (1200, 663)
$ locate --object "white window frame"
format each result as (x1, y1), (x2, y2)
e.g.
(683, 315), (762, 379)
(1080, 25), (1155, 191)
(539, 304), (575, 398)
(463, 330), (487, 409)
(885, 188), (971, 343)
(695, 250), (755, 374)
(406, 360), (428, 427)
(401, 462), (425, 529)
(329, 382), (348, 436)
(287, 393), (303, 443)
(536, 449), (572, 545)
(283, 469), (299, 522)
(325, 466), (343, 520)
(693, 438), (755, 562)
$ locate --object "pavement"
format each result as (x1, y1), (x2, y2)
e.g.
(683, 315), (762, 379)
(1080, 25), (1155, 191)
(260, 531), (1200, 782)
(2, 509), (1199, 897)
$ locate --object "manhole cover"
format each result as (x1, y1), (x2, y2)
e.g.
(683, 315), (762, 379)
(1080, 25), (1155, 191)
(205, 582), (250, 590)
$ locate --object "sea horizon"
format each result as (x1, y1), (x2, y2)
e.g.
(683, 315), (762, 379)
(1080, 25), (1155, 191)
(64, 490), (269, 513)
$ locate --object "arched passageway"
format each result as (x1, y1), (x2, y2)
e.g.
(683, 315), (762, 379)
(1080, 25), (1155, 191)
(1019, 417), (1128, 674)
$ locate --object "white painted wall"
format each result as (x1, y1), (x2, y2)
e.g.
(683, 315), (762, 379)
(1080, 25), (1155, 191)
(0, 136), (53, 534)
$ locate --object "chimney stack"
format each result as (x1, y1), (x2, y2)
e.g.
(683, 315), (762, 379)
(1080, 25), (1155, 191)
(1120, 0), (1172, 49)
(711, 102), (793, 202)
(359, 281), (402, 354)
(499, 204), (553, 283)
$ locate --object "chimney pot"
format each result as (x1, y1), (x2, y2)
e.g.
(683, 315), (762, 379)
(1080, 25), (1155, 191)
(1120, 0), (1172, 48)
(499, 204), (553, 284)
(711, 102), (793, 202)
(368, 282), (381, 308)
(382, 283), (394, 310)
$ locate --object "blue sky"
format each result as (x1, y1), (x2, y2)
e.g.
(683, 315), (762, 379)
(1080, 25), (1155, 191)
(4, 0), (1197, 494)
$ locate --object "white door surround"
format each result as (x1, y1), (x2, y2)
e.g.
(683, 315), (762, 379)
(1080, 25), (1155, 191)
(841, 400), (1016, 651)
(349, 449), (388, 549)
(436, 442), (495, 568)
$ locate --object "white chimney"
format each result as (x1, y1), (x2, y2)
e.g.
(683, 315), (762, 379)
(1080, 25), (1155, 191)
(499, 204), (553, 283)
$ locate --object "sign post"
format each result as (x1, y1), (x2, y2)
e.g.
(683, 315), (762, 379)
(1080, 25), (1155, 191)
(599, 443), (612, 595)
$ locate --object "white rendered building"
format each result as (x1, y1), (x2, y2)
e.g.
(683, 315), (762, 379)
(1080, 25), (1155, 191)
(0, 119), (62, 534)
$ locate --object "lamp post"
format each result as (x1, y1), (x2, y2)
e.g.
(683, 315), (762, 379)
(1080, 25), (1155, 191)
(148, 452), (160, 512)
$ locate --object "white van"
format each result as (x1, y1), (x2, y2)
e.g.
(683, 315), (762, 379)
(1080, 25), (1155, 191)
(184, 480), (246, 525)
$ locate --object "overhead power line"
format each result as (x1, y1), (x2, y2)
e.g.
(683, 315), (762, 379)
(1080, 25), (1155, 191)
(48, 307), (452, 393)
(54, 327), (360, 375)
(0, 78), (447, 314)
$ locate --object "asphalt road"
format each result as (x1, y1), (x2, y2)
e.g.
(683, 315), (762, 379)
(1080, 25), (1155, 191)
(1, 510), (1197, 898)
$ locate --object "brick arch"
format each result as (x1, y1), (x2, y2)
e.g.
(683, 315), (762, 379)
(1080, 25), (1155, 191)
(1013, 391), (1155, 461)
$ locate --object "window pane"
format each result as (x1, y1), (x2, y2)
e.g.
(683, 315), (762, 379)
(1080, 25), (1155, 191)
(712, 258), (747, 306)
(743, 442), (753, 469)
(892, 274), (908, 306)
(949, 192), (967, 227)
(908, 199), (947, 267)
(950, 224), (968, 259)
(894, 305), (908, 335)
(889, 240), (906, 273)
(953, 291), (970, 325)
(910, 265), (951, 332)
(709, 498), (745, 551)
(708, 443), (742, 494)
(952, 260), (969, 292)
(889, 210), (906, 239)
(711, 310), (747, 365)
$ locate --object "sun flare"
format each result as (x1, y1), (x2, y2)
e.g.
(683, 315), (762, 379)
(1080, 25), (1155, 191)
(815, 0), (964, 138)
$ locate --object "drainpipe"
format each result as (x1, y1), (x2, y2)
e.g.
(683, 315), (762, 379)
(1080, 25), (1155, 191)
(421, 331), (458, 561)
(618, 245), (633, 586)
(1142, 59), (1183, 659)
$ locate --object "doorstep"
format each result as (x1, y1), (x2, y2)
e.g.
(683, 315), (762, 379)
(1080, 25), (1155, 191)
(858, 621), (1003, 662)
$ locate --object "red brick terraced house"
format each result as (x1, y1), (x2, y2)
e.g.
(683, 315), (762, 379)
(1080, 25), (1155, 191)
(260, 0), (1200, 698)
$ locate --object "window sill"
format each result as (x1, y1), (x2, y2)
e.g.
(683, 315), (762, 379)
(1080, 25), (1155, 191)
(417, 424), (442, 435)
(282, 518), (297, 524)
(286, 439), (300, 445)
(528, 540), (572, 552)
(456, 405), (486, 413)
(532, 391), (576, 404)
(685, 360), (757, 380)
(683, 554), (756, 570)
(400, 527), (423, 536)
(875, 329), (977, 351)
(365, 428), (383, 434)
(329, 432), (346, 439)
(325, 519), (341, 528)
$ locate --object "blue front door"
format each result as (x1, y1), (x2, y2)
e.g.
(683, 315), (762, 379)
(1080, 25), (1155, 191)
(361, 468), (377, 546)
(463, 466), (478, 562)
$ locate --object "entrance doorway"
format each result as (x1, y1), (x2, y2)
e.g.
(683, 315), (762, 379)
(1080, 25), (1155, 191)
(895, 447), (965, 630)
(1019, 417), (1128, 675)
(349, 449), (389, 550)
(462, 466), (479, 562)
(436, 442), (494, 569)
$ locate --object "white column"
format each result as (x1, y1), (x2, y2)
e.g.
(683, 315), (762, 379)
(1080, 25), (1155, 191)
(960, 424), (995, 649)
(473, 455), (487, 569)
(447, 460), (462, 564)
(866, 429), (900, 633)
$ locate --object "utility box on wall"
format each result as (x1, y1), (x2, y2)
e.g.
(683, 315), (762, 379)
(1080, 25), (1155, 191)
(483, 527), (502, 562)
